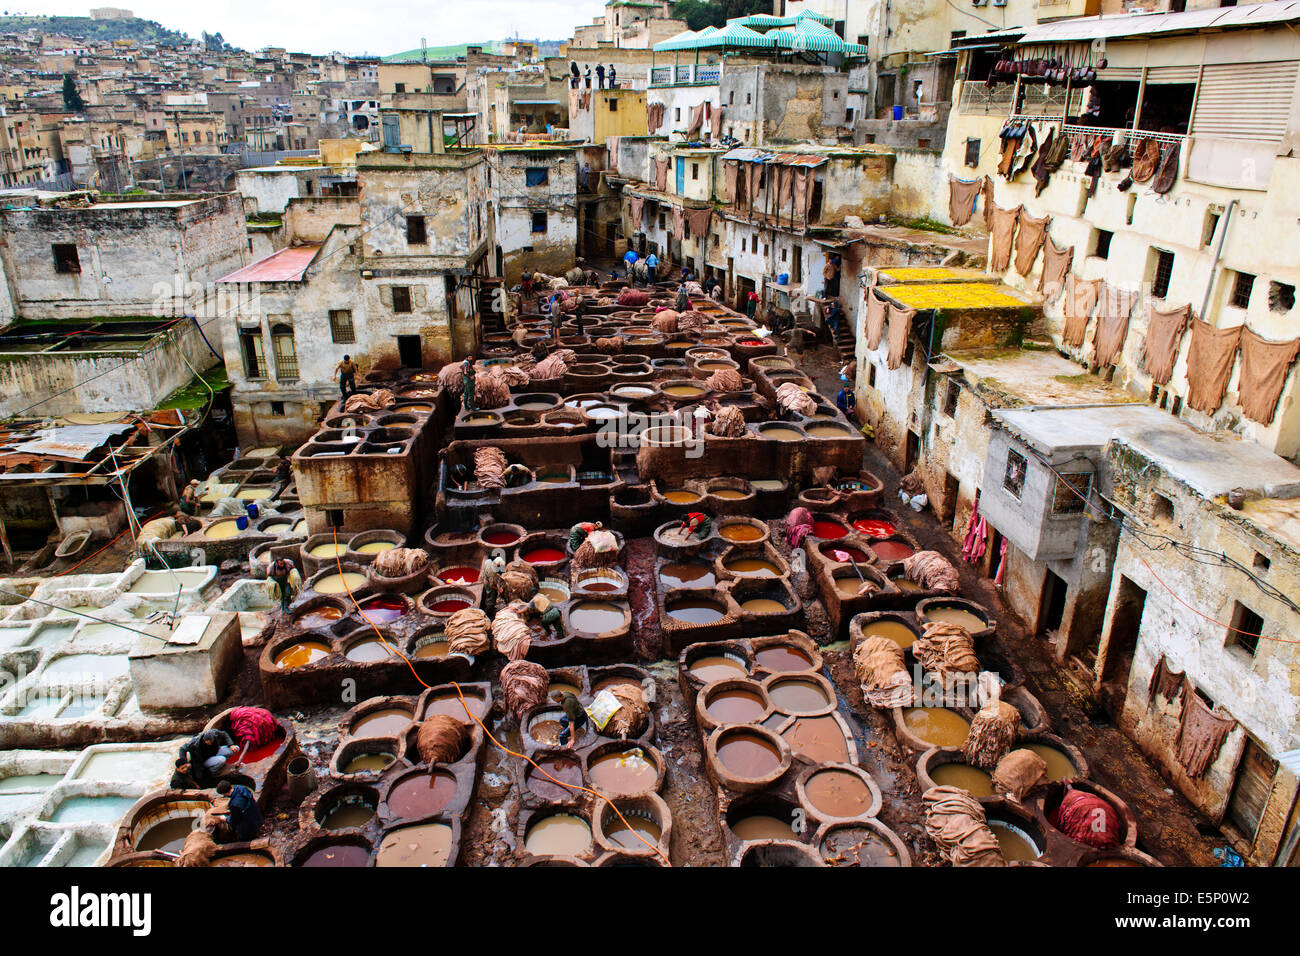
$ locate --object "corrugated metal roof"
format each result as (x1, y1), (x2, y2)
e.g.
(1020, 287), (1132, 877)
(217, 244), (322, 284)
(11, 422), (133, 461)
(997, 0), (1300, 43)
(721, 147), (829, 166)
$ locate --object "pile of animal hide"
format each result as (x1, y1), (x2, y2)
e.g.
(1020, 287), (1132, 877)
(901, 551), (959, 592)
(501, 660), (550, 723)
(708, 405), (747, 437)
(964, 699), (1021, 770)
(605, 681), (650, 738)
(706, 367), (744, 392)
(475, 369), (511, 409)
(595, 336), (623, 354)
(775, 381), (817, 416)
(912, 621), (981, 686)
(474, 447), (508, 489)
(652, 309), (679, 333)
(372, 548), (429, 578)
(853, 636), (914, 708)
(991, 749), (1049, 800)
(437, 362), (464, 394)
(343, 389), (395, 413)
(445, 607), (492, 656)
(492, 601), (533, 661)
(922, 787), (1006, 867)
(499, 560), (539, 603)
(677, 311), (706, 333)
(572, 529), (620, 571)
(416, 714), (470, 764)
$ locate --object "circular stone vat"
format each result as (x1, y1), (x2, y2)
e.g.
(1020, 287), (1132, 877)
(797, 764), (881, 821)
(699, 679), (770, 728)
(418, 586), (476, 617)
(409, 631), (451, 660)
(433, 564), (480, 586)
(869, 537), (916, 563)
(295, 837), (372, 867)
(717, 519), (768, 544)
(724, 556), (782, 578)
(810, 517), (850, 540)
(899, 706), (971, 748)
(421, 687), (488, 722)
(568, 601), (628, 635)
(315, 785), (378, 830)
(659, 561), (715, 588)
(524, 811), (593, 857)
(525, 750), (584, 802)
(291, 597), (349, 631)
(342, 630), (402, 664)
(308, 568), (369, 596)
(684, 648), (750, 684)
(707, 725), (790, 791)
(538, 578), (570, 604)
(355, 594), (412, 627)
(376, 822), (455, 867)
(753, 642), (816, 673)
(917, 598), (991, 634)
(385, 768), (459, 819)
(986, 807), (1046, 862)
(479, 523), (525, 548)
(763, 674), (835, 716)
(665, 597), (727, 625)
(737, 842), (824, 867)
(585, 742), (663, 798)
(347, 701), (416, 739)
(573, 567), (627, 595)
(819, 821), (910, 867)
(332, 738), (401, 778)
(271, 635), (334, 669)
(594, 794), (670, 856)
(659, 487), (704, 506)
(757, 423), (807, 442)
(660, 380), (707, 399)
(857, 615), (918, 650)
(918, 747), (995, 797)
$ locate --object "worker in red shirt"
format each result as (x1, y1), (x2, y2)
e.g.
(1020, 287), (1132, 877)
(678, 512), (712, 540)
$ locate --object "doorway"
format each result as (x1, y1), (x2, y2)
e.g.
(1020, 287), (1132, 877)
(397, 334), (422, 369)
(1227, 739), (1278, 846)
(1039, 568), (1068, 638)
(904, 430), (921, 475)
(1099, 575), (1146, 709)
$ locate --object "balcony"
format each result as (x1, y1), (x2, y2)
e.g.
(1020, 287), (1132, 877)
(649, 63), (724, 88)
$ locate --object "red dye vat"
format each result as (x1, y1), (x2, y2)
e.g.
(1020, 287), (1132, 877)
(482, 531), (520, 546)
(522, 547), (566, 564)
(429, 599), (471, 614)
(236, 730), (285, 765)
(438, 566), (480, 585)
(871, 539), (915, 562)
(825, 546), (870, 564)
(852, 519), (896, 539)
(812, 520), (848, 540)
(738, 339), (764, 346)
(358, 598), (408, 626)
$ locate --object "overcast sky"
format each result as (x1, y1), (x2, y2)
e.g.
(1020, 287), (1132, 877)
(6, 1), (610, 55)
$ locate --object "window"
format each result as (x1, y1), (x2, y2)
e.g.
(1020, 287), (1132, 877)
(52, 243), (80, 274)
(1151, 249), (1175, 299)
(525, 167), (549, 187)
(691, 163), (699, 180)
(1269, 281), (1295, 313)
(1253, 551), (1271, 572)
(392, 285), (412, 313)
(746, 93), (752, 105)
(1093, 229), (1113, 259)
(1152, 492), (1174, 522)
(941, 379), (959, 418)
(751, 235), (758, 254)
(1052, 472), (1093, 515)
(240, 329), (265, 379)
(271, 324), (299, 380)
(729, 92), (735, 105)
(1226, 602), (1264, 658)
(394, 82), (406, 93)
(270, 401), (285, 416)
(329, 309), (355, 344)
(1202, 210), (1221, 248)
(608, 98), (618, 111)
(675, 108), (681, 122)
(1003, 449), (1027, 500)
(532, 211), (548, 233)
(1232, 271), (1255, 309)
(406, 215), (427, 244)
(964, 138), (980, 167)
(867, 363), (876, 389)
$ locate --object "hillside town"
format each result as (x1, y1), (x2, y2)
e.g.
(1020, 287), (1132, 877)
(0, 0), (1295, 884)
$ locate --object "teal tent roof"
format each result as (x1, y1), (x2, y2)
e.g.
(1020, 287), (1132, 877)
(769, 20), (870, 55)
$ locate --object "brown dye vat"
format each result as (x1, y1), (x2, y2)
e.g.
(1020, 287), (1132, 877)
(921, 606), (987, 632)
(767, 678), (830, 714)
(302, 843), (371, 867)
(660, 562), (716, 588)
(902, 708), (970, 747)
(136, 817), (201, 853)
(783, 717), (849, 764)
(705, 688), (766, 724)
(820, 826), (904, 866)
(412, 640), (450, 660)
(423, 691), (487, 721)
(351, 708), (412, 738)
(603, 814), (662, 850)
(527, 753), (583, 801)
(1027, 743), (1078, 782)
(755, 644), (813, 672)
(525, 813), (592, 856)
(344, 753), (395, 774)
(717, 732), (782, 778)
(387, 771), (458, 818)
(663, 490), (702, 504)
(530, 719), (565, 746)
(575, 570), (624, 593)
(663, 384), (706, 397)
(762, 426), (804, 441)
(870, 539), (915, 562)
(989, 820), (1039, 862)
(741, 598), (787, 614)
(689, 655), (748, 683)
(719, 524), (765, 543)
(861, 619), (917, 650)
(804, 769), (874, 819)
(212, 852), (274, 867)
(589, 748), (658, 796)
(835, 577), (871, 597)
(323, 802), (376, 829)
(569, 601), (626, 633)
(732, 815), (797, 841)
(666, 599), (726, 624)
(274, 640), (332, 669)
(712, 489), (749, 500)
(930, 763), (994, 797)
(547, 680), (582, 699)
(725, 558), (780, 577)
(376, 822), (453, 866)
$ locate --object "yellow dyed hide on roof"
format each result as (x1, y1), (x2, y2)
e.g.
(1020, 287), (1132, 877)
(883, 283), (1026, 310)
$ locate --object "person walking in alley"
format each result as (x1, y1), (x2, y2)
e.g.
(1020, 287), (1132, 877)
(336, 354), (358, 399)
(675, 282), (690, 312)
(825, 299), (843, 342)
(746, 290), (758, 320)
(645, 251), (658, 284)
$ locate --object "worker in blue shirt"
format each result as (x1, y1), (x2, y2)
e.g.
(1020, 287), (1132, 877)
(622, 248), (638, 279)
(836, 384), (856, 418)
(214, 779), (263, 842)
(645, 252), (659, 284)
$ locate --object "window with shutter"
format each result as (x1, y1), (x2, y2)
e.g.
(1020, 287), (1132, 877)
(271, 324), (299, 380)
(1193, 61), (1299, 142)
(1227, 739), (1277, 841)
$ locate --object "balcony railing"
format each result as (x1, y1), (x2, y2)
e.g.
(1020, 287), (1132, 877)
(650, 64), (724, 87)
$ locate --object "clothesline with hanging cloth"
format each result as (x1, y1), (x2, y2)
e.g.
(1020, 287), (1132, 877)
(885, 303), (916, 370)
(1147, 653), (1185, 706)
(948, 175), (984, 228)
(865, 287), (890, 351)
(1038, 236), (1072, 301)
(1013, 208), (1049, 277)
(1237, 327), (1300, 425)
(1184, 319), (1243, 415)
(1091, 281), (1137, 371)
(987, 203), (1021, 274)
(684, 206), (713, 239)
(1175, 687), (1236, 779)
(1062, 273), (1099, 349)
(654, 158), (669, 191)
(628, 197), (645, 232)
(1140, 302), (1191, 386)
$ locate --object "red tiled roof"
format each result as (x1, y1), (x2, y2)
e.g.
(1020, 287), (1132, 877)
(217, 244), (321, 283)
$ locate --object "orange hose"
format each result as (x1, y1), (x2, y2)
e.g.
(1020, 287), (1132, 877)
(329, 528), (670, 865)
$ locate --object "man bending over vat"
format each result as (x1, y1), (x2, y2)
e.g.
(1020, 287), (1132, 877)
(553, 690), (588, 748)
(173, 729), (242, 789)
(213, 779), (264, 842)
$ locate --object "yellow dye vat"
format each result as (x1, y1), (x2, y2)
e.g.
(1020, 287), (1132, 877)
(883, 283), (1026, 311)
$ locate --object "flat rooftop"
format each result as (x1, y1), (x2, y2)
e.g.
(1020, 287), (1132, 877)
(948, 346), (1129, 408)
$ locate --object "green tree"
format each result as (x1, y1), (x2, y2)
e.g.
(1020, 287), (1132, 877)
(673, 0), (773, 31)
(62, 73), (86, 112)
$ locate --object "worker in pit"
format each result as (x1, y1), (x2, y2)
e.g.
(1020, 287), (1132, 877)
(568, 520), (603, 551)
(268, 557), (301, 613)
(461, 358), (477, 413)
(179, 479), (201, 516)
(213, 779), (264, 842)
(675, 282), (690, 313)
(677, 511), (712, 540)
(553, 690), (588, 747)
(525, 592), (564, 641)
(336, 354), (359, 399)
(503, 463), (534, 488)
(174, 729), (240, 789)
(480, 551), (507, 618)
(173, 511), (201, 536)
